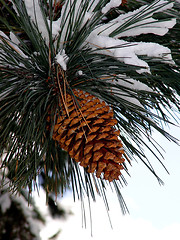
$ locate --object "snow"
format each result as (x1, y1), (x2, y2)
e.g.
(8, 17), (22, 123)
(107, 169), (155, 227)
(0, 172), (41, 238)
(33, 190), (63, 240)
(12, 193), (41, 239)
(77, 70), (84, 76)
(10, 32), (20, 45)
(47, 18), (61, 37)
(56, 50), (69, 71)
(0, 30), (8, 43)
(102, 0), (122, 14)
(1, 0), (179, 237)
(115, 75), (153, 92)
(113, 18), (176, 38)
(87, 35), (174, 74)
(57, 0), (94, 49)
(91, 0), (176, 38)
(84, 0), (176, 74)
(134, 42), (174, 62)
(7, 0), (176, 76)
(57, 0), (80, 48)
(24, 0), (49, 42)
(0, 192), (11, 214)
(109, 74), (155, 108)
(8, 0), (176, 80)
(0, 31), (27, 59)
(22, 0), (175, 48)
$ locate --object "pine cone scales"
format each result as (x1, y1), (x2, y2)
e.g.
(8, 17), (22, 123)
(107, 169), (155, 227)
(51, 89), (125, 182)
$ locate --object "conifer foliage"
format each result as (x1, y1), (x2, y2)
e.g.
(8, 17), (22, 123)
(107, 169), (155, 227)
(0, 0), (179, 212)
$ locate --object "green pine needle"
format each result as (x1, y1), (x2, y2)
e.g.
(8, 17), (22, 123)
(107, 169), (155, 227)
(0, 0), (179, 216)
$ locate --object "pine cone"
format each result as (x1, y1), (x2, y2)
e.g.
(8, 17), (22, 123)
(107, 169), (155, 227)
(48, 89), (125, 182)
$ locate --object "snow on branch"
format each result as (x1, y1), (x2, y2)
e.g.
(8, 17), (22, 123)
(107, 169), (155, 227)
(0, 31), (28, 59)
(92, 0), (176, 38)
(102, 0), (122, 14)
(55, 50), (69, 71)
(87, 35), (174, 74)
(86, 0), (176, 74)
(9, 0), (177, 75)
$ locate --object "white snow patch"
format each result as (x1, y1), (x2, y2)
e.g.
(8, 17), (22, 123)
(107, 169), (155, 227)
(102, 0), (122, 14)
(87, 35), (174, 73)
(10, 32), (20, 45)
(116, 75), (153, 92)
(77, 70), (84, 75)
(12, 194), (41, 239)
(87, 35), (148, 72)
(47, 18), (61, 37)
(8, 0), (177, 76)
(57, 0), (95, 48)
(0, 173), (40, 238)
(24, 0), (49, 42)
(115, 18), (176, 38)
(56, 50), (69, 71)
(92, 0), (175, 38)
(0, 31), (28, 59)
(0, 192), (11, 214)
(109, 75), (155, 108)
(10, 0), (18, 15)
(57, 0), (82, 47)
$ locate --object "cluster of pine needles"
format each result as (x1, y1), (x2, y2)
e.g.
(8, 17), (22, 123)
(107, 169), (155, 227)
(0, 0), (180, 215)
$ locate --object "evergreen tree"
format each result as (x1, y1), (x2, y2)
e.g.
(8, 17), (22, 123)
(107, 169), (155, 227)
(0, 1), (179, 236)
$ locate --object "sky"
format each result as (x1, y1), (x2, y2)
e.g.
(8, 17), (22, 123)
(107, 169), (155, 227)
(35, 120), (180, 240)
